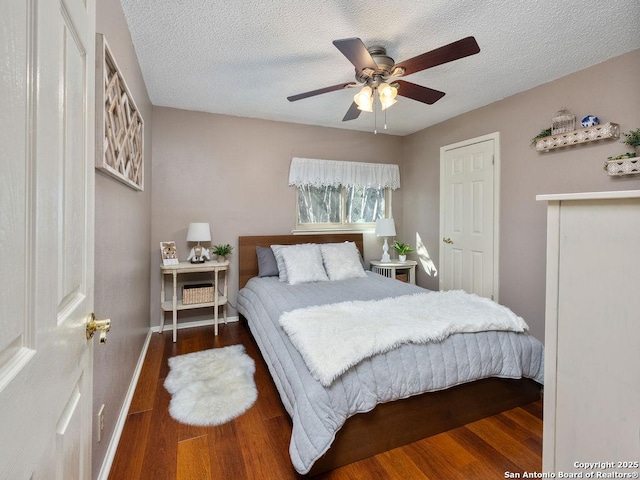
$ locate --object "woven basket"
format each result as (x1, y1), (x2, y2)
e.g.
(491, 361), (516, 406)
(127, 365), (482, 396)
(183, 283), (214, 305)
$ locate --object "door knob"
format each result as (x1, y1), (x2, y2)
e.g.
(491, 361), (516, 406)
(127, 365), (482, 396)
(86, 313), (111, 344)
(443, 237), (454, 244)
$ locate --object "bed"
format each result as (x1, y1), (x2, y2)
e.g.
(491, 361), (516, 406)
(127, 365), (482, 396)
(236, 233), (543, 475)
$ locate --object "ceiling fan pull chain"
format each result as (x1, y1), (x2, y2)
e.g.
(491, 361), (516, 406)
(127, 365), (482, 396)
(374, 89), (378, 134)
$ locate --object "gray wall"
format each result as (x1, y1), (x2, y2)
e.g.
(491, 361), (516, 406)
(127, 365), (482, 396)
(401, 49), (640, 341)
(93, 0), (152, 477)
(150, 108), (404, 326)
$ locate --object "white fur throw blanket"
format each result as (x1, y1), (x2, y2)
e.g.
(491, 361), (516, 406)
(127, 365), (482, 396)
(279, 290), (529, 387)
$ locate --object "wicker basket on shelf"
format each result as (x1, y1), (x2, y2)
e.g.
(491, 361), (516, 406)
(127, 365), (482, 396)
(183, 283), (214, 305)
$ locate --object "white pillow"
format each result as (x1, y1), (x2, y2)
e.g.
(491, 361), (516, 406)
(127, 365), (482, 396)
(270, 245), (289, 282)
(279, 244), (329, 285)
(320, 242), (367, 281)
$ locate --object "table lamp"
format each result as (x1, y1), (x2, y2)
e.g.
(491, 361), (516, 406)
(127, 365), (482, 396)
(375, 218), (396, 262)
(186, 222), (211, 263)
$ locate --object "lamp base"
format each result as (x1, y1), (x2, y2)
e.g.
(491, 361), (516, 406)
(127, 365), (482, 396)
(380, 238), (391, 262)
(190, 258), (205, 264)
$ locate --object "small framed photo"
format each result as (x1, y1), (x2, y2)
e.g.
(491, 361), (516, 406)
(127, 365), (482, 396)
(160, 241), (179, 266)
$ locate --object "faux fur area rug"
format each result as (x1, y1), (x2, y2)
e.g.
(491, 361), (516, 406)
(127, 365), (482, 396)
(164, 344), (257, 426)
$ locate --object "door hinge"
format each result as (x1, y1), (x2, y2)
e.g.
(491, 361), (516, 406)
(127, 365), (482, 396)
(492, 155), (495, 165)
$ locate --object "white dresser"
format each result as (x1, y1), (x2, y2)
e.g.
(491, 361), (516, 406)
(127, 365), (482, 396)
(537, 190), (640, 474)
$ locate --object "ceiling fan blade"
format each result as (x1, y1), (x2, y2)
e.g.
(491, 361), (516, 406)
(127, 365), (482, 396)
(333, 38), (378, 72)
(342, 102), (361, 122)
(395, 80), (445, 105)
(395, 36), (480, 77)
(287, 82), (355, 102)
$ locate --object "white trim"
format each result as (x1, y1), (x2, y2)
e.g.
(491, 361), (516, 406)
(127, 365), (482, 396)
(97, 328), (153, 480)
(439, 132), (501, 302)
(536, 189), (640, 202)
(151, 315), (239, 333)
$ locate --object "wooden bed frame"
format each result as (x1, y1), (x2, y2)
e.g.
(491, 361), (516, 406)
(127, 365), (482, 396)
(238, 234), (542, 475)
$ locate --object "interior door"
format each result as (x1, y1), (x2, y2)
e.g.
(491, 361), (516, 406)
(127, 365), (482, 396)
(0, 0), (96, 478)
(439, 134), (499, 300)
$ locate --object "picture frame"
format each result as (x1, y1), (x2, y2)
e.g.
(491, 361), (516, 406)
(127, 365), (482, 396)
(96, 33), (144, 191)
(160, 241), (179, 266)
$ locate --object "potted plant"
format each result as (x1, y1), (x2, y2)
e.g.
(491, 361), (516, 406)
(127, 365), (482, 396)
(392, 241), (415, 262)
(622, 128), (640, 156)
(212, 243), (233, 261)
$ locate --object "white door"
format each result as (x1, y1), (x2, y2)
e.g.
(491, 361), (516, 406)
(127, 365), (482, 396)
(0, 0), (96, 478)
(439, 133), (499, 300)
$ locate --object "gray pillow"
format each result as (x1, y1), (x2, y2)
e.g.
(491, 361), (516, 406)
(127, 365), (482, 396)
(256, 246), (279, 277)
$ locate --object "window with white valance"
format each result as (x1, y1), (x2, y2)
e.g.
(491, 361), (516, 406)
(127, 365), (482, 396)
(288, 157), (401, 190)
(289, 158), (400, 231)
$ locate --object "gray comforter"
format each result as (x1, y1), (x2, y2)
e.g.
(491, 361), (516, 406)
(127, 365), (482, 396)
(237, 272), (544, 474)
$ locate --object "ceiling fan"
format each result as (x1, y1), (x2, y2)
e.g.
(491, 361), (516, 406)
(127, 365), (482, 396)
(287, 36), (480, 122)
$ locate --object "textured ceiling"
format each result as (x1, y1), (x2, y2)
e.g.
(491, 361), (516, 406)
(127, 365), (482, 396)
(120, 0), (640, 136)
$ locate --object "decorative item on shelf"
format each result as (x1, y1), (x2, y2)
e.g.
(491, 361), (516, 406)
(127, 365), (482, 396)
(552, 108), (576, 135)
(375, 218), (396, 262)
(622, 128), (640, 156)
(392, 241), (415, 262)
(212, 243), (233, 261)
(531, 127), (552, 146)
(160, 241), (179, 266)
(182, 283), (214, 305)
(581, 115), (599, 128)
(186, 223), (211, 263)
(605, 128), (640, 176)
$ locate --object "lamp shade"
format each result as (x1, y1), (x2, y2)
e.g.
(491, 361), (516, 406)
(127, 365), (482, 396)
(186, 222), (211, 242)
(375, 218), (396, 237)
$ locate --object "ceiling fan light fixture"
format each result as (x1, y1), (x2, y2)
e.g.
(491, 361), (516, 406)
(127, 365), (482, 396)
(378, 82), (398, 110)
(354, 86), (373, 112)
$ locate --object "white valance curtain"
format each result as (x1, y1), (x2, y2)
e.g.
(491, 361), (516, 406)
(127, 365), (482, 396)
(288, 157), (401, 190)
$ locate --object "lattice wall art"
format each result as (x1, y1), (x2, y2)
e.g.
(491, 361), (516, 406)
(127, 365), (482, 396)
(96, 34), (144, 191)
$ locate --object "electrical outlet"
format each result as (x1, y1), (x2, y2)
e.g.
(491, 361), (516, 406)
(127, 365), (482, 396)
(97, 404), (105, 442)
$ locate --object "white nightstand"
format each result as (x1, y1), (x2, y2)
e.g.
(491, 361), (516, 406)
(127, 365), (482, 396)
(370, 260), (417, 284)
(160, 260), (229, 342)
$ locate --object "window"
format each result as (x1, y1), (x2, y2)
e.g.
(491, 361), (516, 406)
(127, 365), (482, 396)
(289, 157), (400, 231)
(296, 184), (388, 229)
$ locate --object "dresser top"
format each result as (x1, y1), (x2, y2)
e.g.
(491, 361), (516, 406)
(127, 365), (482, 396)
(536, 189), (640, 202)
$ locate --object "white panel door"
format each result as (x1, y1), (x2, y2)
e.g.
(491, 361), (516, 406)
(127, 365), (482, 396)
(0, 0), (96, 478)
(439, 134), (498, 299)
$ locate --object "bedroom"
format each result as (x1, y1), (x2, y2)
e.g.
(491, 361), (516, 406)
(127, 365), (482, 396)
(1, 0), (639, 478)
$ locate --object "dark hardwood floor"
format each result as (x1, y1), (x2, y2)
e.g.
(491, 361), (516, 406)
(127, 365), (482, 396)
(108, 322), (543, 480)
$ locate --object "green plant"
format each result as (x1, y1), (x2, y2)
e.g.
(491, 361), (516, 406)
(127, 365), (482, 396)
(531, 127), (552, 146)
(212, 243), (233, 257)
(392, 241), (415, 256)
(621, 128), (640, 148)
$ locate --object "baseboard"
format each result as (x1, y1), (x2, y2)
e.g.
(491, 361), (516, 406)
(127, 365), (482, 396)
(150, 315), (239, 333)
(96, 328), (153, 480)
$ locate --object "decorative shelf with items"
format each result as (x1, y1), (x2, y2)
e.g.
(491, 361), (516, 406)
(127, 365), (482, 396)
(534, 122), (620, 152)
(531, 109), (619, 152)
(605, 128), (640, 176)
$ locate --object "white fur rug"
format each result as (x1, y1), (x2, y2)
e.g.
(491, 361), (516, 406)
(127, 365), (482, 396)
(164, 344), (257, 426)
(280, 290), (529, 387)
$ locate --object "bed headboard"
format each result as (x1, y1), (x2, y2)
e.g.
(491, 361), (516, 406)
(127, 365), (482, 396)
(238, 233), (364, 290)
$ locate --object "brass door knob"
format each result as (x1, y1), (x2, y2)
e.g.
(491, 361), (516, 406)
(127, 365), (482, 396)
(443, 237), (454, 244)
(86, 313), (111, 344)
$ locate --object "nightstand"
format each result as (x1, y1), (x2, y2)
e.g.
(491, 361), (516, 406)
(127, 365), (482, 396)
(370, 259), (417, 284)
(160, 260), (228, 342)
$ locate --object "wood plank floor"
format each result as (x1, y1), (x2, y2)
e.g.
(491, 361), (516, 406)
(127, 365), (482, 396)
(109, 323), (543, 480)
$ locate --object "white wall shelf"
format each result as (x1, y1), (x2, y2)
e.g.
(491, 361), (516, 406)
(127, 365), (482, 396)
(535, 122), (619, 152)
(605, 156), (639, 176)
